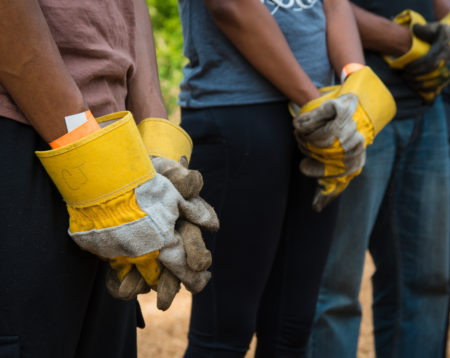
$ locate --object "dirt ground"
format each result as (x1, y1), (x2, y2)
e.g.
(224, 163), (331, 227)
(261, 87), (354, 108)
(137, 253), (450, 357)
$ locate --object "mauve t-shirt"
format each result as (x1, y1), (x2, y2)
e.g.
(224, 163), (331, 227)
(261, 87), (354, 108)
(0, 0), (137, 124)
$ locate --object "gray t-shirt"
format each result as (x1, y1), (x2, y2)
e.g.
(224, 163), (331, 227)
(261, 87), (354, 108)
(351, 0), (435, 119)
(178, 0), (333, 108)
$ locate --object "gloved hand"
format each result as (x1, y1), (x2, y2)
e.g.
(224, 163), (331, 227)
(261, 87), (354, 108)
(402, 13), (450, 103)
(105, 117), (218, 310)
(291, 67), (396, 211)
(106, 218), (213, 310)
(384, 9), (450, 103)
(36, 112), (218, 304)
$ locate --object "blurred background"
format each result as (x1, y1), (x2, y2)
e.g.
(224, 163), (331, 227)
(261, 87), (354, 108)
(146, 0), (185, 123)
(141, 2), (450, 357)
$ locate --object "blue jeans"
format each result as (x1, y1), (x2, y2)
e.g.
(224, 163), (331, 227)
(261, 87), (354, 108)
(307, 97), (450, 358)
(443, 90), (450, 152)
(443, 89), (450, 143)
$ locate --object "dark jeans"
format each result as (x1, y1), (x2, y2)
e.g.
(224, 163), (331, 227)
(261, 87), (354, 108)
(181, 102), (339, 358)
(0, 118), (140, 358)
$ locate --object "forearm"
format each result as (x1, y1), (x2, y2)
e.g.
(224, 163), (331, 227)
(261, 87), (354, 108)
(203, 0), (320, 106)
(127, 0), (167, 123)
(434, 0), (450, 20)
(0, 0), (86, 143)
(324, 0), (365, 75)
(350, 3), (412, 56)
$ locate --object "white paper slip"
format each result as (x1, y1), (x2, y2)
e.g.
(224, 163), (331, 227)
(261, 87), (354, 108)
(64, 112), (89, 133)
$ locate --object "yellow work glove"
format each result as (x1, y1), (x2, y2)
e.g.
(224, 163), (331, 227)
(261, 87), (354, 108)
(106, 118), (218, 311)
(140, 118), (203, 198)
(291, 67), (396, 212)
(385, 10), (450, 103)
(36, 112), (218, 299)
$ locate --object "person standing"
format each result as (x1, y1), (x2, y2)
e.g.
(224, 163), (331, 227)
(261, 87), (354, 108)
(0, 0), (215, 356)
(176, 0), (395, 356)
(307, 1), (450, 357)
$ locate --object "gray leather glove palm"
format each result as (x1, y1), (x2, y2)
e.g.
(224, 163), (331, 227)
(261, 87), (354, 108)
(105, 157), (217, 306)
(106, 119), (218, 311)
(154, 157), (215, 310)
(293, 94), (367, 211)
(291, 67), (396, 212)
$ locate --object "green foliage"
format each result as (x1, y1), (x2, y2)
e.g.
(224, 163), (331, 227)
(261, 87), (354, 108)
(146, 0), (185, 121)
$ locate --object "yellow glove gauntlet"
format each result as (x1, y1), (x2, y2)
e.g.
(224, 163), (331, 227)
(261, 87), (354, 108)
(37, 112), (155, 208)
(385, 10), (450, 103)
(139, 117), (193, 162)
(292, 67), (396, 211)
(37, 112), (163, 286)
(300, 66), (396, 141)
(384, 10), (430, 69)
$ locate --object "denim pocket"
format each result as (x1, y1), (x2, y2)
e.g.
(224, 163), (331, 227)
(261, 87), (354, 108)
(0, 336), (20, 358)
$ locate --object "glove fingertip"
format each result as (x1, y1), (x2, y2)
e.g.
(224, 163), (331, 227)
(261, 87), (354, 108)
(173, 170), (204, 199)
(300, 159), (325, 178)
(177, 220), (213, 271)
(182, 197), (220, 232)
(312, 191), (334, 213)
(412, 23), (437, 43)
(183, 271), (211, 294)
(205, 214), (220, 232)
(156, 270), (181, 311)
(106, 267), (150, 301)
(119, 273), (150, 299)
(187, 250), (212, 272)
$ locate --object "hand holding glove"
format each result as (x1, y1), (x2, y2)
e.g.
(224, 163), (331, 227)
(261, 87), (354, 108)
(384, 10), (450, 103)
(106, 118), (218, 310)
(403, 13), (450, 102)
(291, 67), (396, 211)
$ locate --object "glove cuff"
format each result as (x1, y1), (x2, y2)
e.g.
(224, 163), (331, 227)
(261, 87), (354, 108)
(340, 67), (396, 135)
(296, 67), (396, 136)
(138, 118), (193, 163)
(441, 12), (450, 25)
(36, 111), (156, 207)
(384, 9), (430, 69)
(294, 86), (340, 115)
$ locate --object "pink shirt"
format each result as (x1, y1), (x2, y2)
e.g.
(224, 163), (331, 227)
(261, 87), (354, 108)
(0, 0), (137, 124)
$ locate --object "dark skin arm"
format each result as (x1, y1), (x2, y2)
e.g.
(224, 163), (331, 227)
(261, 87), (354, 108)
(127, 0), (167, 123)
(350, 3), (412, 56)
(203, 0), (365, 106)
(324, 0), (365, 74)
(0, 0), (87, 143)
(203, 0), (321, 106)
(434, 0), (450, 20)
